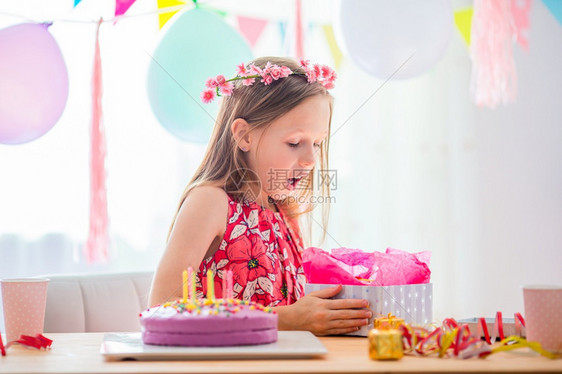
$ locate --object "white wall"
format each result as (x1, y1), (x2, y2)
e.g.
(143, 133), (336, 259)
(471, 2), (562, 317)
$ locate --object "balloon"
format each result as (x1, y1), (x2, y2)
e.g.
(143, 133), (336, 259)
(542, 0), (562, 26)
(0, 23), (69, 145)
(147, 8), (253, 143)
(334, 0), (453, 80)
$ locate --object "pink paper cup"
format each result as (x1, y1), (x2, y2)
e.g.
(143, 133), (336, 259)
(1, 278), (49, 342)
(523, 285), (562, 353)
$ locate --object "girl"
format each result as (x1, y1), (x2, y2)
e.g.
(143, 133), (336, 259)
(149, 56), (371, 335)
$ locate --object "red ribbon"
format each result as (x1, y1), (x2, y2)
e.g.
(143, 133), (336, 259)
(478, 317), (491, 344)
(514, 312), (526, 336)
(400, 312), (528, 359)
(2, 334), (53, 354)
(0, 331), (6, 356)
(477, 312), (526, 344)
(497, 311), (504, 340)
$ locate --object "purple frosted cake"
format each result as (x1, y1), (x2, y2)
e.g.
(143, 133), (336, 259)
(139, 298), (278, 347)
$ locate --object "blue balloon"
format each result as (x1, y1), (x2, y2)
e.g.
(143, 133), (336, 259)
(147, 8), (253, 143)
(543, 0), (562, 26)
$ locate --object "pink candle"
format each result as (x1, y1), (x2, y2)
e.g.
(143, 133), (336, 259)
(187, 267), (195, 302)
(227, 270), (233, 299)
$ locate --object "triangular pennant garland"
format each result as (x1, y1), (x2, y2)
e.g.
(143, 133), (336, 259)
(237, 15), (268, 47)
(542, 0), (562, 26)
(454, 7), (474, 46)
(158, 0), (185, 29)
(115, 0), (137, 19)
(278, 21), (287, 47)
(322, 25), (343, 70)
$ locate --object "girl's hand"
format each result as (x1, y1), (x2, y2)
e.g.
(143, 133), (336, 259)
(274, 285), (372, 336)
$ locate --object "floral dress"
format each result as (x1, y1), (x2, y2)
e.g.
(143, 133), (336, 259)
(196, 194), (306, 307)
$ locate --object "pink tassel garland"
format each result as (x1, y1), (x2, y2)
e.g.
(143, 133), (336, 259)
(470, 0), (532, 109)
(85, 19), (109, 263)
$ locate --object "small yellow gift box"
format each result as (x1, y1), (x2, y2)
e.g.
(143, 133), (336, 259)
(368, 328), (404, 360)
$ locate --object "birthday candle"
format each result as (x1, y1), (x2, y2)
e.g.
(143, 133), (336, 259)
(182, 270), (188, 303)
(222, 272), (227, 299)
(227, 270), (233, 299)
(188, 266), (195, 302)
(206, 269), (215, 300)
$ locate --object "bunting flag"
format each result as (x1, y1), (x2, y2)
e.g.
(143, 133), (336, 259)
(278, 21), (287, 48)
(85, 19), (109, 263)
(158, 0), (185, 29)
(542, 0), (562, 26)
(74, 0), (83, 7)
(512, 0), (532, 50)
(322, 25), (343, 70)
(237, 16), (268, 48)
(454, 7), (474, 46)
(115, 0), (137, 19)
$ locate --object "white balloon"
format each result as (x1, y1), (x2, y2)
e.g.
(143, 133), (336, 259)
(334, 0), (453, 79)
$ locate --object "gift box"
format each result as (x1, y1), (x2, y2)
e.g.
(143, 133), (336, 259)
(303, 247), (433, 337)
(305, 282), (433, 337)
(368, 328), (404, 360)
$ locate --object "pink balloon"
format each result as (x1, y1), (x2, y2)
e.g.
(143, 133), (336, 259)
(0, 23), (69, 145)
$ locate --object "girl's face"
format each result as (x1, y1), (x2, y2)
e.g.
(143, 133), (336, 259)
(246, 95), (331, 205)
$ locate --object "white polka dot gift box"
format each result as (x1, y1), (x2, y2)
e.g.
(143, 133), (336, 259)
(304, 282), (433, 337)
(302, 247), (433, 337)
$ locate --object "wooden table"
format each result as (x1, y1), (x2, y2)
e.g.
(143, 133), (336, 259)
(0, 333), (560, 374)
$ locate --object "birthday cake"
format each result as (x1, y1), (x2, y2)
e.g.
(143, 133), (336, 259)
(140, 298), (278, 347)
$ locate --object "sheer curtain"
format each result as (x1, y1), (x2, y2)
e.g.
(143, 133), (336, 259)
(0, 0), (203, 279)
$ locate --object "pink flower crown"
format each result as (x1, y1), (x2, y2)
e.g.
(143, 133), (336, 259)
(201, 59), (337, 104)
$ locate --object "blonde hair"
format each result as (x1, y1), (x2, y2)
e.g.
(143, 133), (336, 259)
(169, 56), (333, 244)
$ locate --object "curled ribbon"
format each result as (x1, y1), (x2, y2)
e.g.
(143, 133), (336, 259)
(401, 319), (489, 359)
(1, 334), (53, 355)
(0, 331), (5, 356)
(490, 336), (557, 359)
(477, 311), (526, 344)
(400, 312), (557, 360)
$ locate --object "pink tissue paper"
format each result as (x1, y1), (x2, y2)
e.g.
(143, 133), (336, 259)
(302, 247), (431, 286)
(303, 247), (433, 336)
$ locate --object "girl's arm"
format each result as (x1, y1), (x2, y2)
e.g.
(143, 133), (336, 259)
(148, 186), (228, 307)
(273, 285), (372, 336)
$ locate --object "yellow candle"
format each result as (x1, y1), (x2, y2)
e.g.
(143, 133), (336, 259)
(206, 269), (214, 300)
(188, 266), (196, 302)
(182, 270), (188, 303)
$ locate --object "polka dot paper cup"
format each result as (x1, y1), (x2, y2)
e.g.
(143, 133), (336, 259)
(523, 285), (562, 353)
(1, 278), (49, 342)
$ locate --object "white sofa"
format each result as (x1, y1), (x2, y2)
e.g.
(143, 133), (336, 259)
(43, 271), (153, 333)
